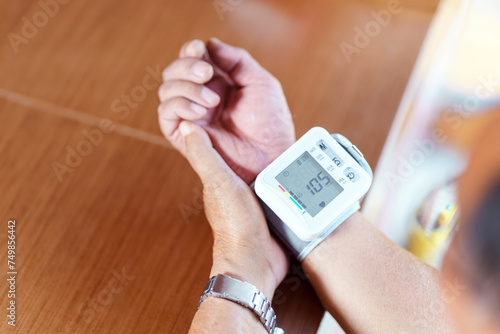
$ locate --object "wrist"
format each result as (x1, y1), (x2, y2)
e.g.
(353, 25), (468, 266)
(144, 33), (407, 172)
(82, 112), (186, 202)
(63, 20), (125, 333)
(192, 294), (269, 334)
(211, 248), (278, 300)
(302, 211), (364, 267)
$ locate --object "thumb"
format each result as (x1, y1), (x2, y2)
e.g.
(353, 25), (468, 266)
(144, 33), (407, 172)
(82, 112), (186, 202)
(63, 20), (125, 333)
(179, 121), (235, 188)
(206, 37), (271, 86)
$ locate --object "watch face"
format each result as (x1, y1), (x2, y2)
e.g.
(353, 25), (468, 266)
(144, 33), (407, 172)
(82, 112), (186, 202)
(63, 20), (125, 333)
(275, 151), (344, 217)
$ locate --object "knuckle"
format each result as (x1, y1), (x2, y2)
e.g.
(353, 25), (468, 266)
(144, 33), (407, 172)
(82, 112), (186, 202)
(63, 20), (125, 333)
(158, 82), (171, 100)
(159, 97), (186, 116)
(157, 103), (165, 115)
(162, 62), (176, 79)
(157, 114), (177, 140)
(170, 96), (188, 109)
(180, 80), (199, 95)
(270, 75), (282, 88)
(162, 59), (191, 79)
(237, 47), (251, 59)
(160, 81), (172, 90)
(159, 81), (198, 102)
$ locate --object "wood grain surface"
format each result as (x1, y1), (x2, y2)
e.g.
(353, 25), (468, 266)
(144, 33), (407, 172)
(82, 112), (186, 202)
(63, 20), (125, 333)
(0, 0), (437, 332)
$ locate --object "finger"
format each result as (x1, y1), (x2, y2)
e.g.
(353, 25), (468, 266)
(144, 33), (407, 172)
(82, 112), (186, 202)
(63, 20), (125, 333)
(158, 116), (181, 148)
(206, 37), (272, 86)
(158, 96), (207, 120)
(179, 39), (206, 59)
(179, 121), (236, 188)
(162, 58), (214, 84)
(158, 97), (206, 137)
(158, 80), (220, 109)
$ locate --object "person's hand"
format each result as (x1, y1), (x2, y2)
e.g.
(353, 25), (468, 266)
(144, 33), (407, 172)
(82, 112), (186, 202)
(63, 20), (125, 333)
(178, 121), (289, 298)
(158, 38), (295, 184)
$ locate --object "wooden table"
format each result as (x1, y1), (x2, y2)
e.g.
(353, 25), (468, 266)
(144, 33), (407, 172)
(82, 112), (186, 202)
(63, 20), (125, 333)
(0, 0), (437, 332)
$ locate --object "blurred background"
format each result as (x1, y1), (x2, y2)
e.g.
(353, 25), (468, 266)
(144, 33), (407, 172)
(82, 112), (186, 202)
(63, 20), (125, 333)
(1, 0), (498, 333)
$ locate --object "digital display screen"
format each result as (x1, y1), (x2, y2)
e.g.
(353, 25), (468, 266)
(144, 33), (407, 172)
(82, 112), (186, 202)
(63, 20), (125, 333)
(275, 151), (344, 217)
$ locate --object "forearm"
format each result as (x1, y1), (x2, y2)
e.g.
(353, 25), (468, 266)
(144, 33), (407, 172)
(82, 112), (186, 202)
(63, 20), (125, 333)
(302, 212), (452, 334)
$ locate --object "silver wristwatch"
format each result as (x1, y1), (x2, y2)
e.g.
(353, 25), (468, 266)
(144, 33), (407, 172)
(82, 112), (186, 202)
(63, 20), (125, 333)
(198, 274), (284, 334)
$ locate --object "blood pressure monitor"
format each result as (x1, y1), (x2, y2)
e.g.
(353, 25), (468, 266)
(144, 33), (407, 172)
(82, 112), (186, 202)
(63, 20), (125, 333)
(254, 127), (372, 261)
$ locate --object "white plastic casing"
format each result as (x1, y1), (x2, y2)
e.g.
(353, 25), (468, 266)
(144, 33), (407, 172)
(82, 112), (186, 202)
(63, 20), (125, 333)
(254, 127), (371, 241)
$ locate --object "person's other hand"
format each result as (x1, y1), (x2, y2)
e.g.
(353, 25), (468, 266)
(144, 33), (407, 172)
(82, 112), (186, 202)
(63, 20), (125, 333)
(158, 38), (295, 184)
(178, 120), (289, 298)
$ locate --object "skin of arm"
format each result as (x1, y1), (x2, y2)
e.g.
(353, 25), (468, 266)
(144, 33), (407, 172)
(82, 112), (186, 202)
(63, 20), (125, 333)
(159, 38), (294, 334)
(161, 39), (453, 334)
(302, 211), (453, 334)
(178, 121), (285, 334)
(188, 210), (453, 334)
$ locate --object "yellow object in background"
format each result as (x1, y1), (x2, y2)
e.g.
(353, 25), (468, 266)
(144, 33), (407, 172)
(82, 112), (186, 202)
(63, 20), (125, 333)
(409, 204), (458, 267)
(408, 179), (459, 268)
(438, 204), (458, 227)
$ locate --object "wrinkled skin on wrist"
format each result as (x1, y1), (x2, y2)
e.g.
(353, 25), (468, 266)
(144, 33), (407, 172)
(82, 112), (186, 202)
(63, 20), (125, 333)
(203, 171), (289, 299)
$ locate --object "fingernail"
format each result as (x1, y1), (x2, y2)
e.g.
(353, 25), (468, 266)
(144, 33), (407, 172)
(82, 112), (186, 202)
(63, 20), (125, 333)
(189, 40), (205, 57)
(201, 87), (220, 105)
(190, 103), (206, 115)
(209, 37), (222, 44)
(192, 62), (211, 78)
(179, 121), (194, 137)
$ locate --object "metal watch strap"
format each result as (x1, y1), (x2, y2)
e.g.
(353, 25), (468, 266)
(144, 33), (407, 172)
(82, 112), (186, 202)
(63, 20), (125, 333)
(198, 274), (284, 334)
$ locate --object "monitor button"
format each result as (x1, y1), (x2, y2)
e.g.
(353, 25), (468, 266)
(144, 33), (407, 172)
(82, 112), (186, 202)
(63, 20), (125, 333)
(344, 167), (359, 182)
